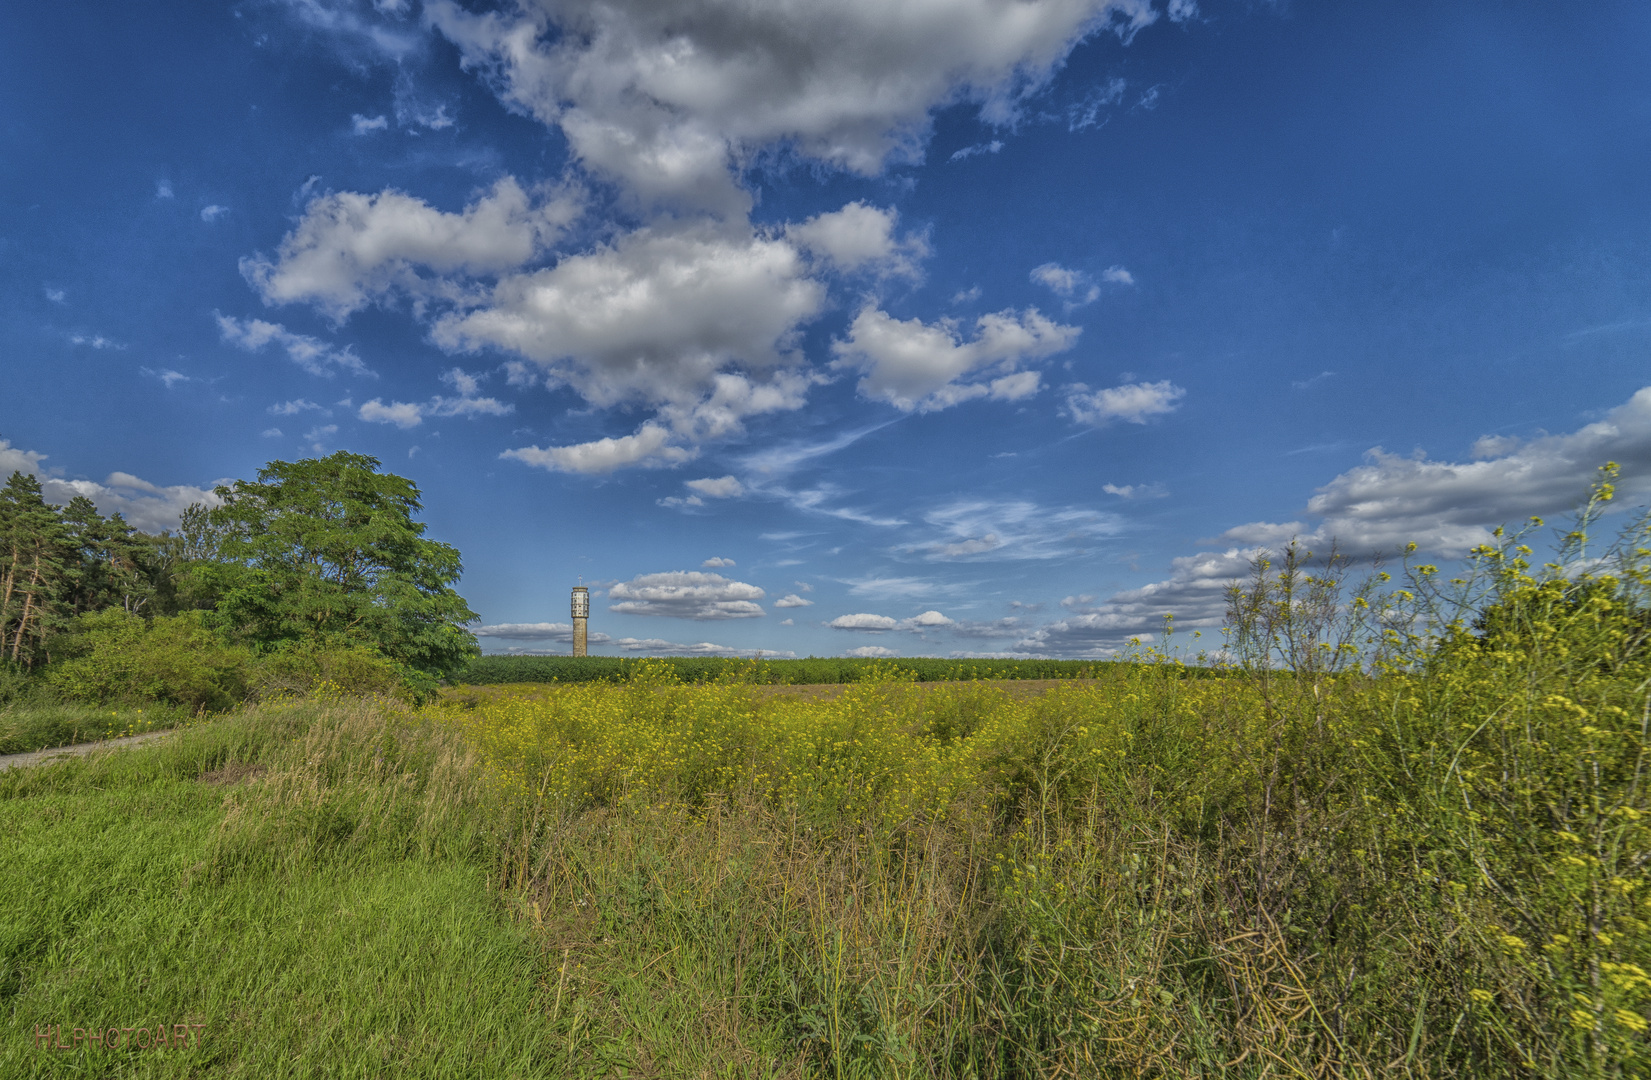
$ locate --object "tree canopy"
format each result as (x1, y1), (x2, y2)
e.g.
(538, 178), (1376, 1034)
(201, 452), (479, 677)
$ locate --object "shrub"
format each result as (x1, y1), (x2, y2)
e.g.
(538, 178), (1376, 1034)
(44, 609), (253, 712)
(250, 639), (410, 702)
(0, 661), (42, 707)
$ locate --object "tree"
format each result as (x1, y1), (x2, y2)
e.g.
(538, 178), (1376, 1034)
(0, 472), (73, 667)
(148, 503), (232, 614)
(202, 452), (479, 677)
(60, 496), (157, 615)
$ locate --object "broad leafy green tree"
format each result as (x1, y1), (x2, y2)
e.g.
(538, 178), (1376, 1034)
(202, 452), (479, 676)
(147, 503), (232, 614)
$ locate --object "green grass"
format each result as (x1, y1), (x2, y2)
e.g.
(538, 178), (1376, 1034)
(0, 698), (810, 1078)
(0, 704), (184, 756)
(454, 654), (1115, 687)
(1, 703), (546, 1078)
(4, 496), (1648, 1077)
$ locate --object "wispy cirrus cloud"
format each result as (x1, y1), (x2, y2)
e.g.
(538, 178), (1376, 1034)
(217, 313), (370, 378)
(901, 499), (1124, 561)
(69, 333), (125, 350)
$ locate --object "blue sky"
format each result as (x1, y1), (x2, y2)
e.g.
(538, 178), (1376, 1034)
(4, 0), (1650, 659)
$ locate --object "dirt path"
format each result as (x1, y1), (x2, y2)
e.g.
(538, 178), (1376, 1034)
(0, 730), (177, 773)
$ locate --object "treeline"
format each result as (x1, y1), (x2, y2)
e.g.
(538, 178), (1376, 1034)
(0, 472), (206, 664)
(454, 654), (1115, 685)
(0, 452), (479, 710)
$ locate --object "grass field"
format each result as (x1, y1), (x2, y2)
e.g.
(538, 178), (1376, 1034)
(1, 699), (581, 1078)
(4, 512), (1648, 1077)
(4, 628), (1646, 1076)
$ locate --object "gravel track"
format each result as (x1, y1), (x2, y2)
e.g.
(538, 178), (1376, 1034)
(0, 730), (177, 773)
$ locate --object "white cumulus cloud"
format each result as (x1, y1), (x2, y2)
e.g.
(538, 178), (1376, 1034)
(242, 178), (581, 321)
(359, 399), (426, 429)
(141, 368), (192, 389)
(774, 594), (813, 608)
(788, 202), (927, 278)
(453, 222), (826, 470)
(828, 612), (899, 630)
(1065, 379), (1185, 426)
(358, 368), (514, 429)
(69, 334), (125, 350)
(686, 475), (745, 499)
(269, 398), (326, 416)
(608, 570), (766, 619)
(1102, 481), (1165, 499)
(1030, 262), (1099, 305)
(426, 0), (1158, 213)
(503, 422), (695, 475)
(0, 439), (225, 533)
(1219, 386), (1651, 558)
(832, 305), (1079, 413)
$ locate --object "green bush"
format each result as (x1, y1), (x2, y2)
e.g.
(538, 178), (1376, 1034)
(0, 661), (42, 707)
(250, 639), (411, 701)
(44, 609), (253, 713)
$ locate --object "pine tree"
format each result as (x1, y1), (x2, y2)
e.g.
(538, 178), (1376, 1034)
(60, 496), (157, 614)
(0, 472), (73, 667)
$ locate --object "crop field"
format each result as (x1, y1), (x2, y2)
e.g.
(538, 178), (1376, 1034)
(453, 654), (1117, 687)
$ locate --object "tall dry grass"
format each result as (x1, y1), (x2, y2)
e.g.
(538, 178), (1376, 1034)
(438, 473), (1650, 1078)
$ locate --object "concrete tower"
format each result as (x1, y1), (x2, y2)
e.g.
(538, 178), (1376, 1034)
(571, 586), (589, 657)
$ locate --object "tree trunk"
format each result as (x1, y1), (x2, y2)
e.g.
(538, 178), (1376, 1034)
(0, 541), (19, 632)
(11, 552), (42, 663)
